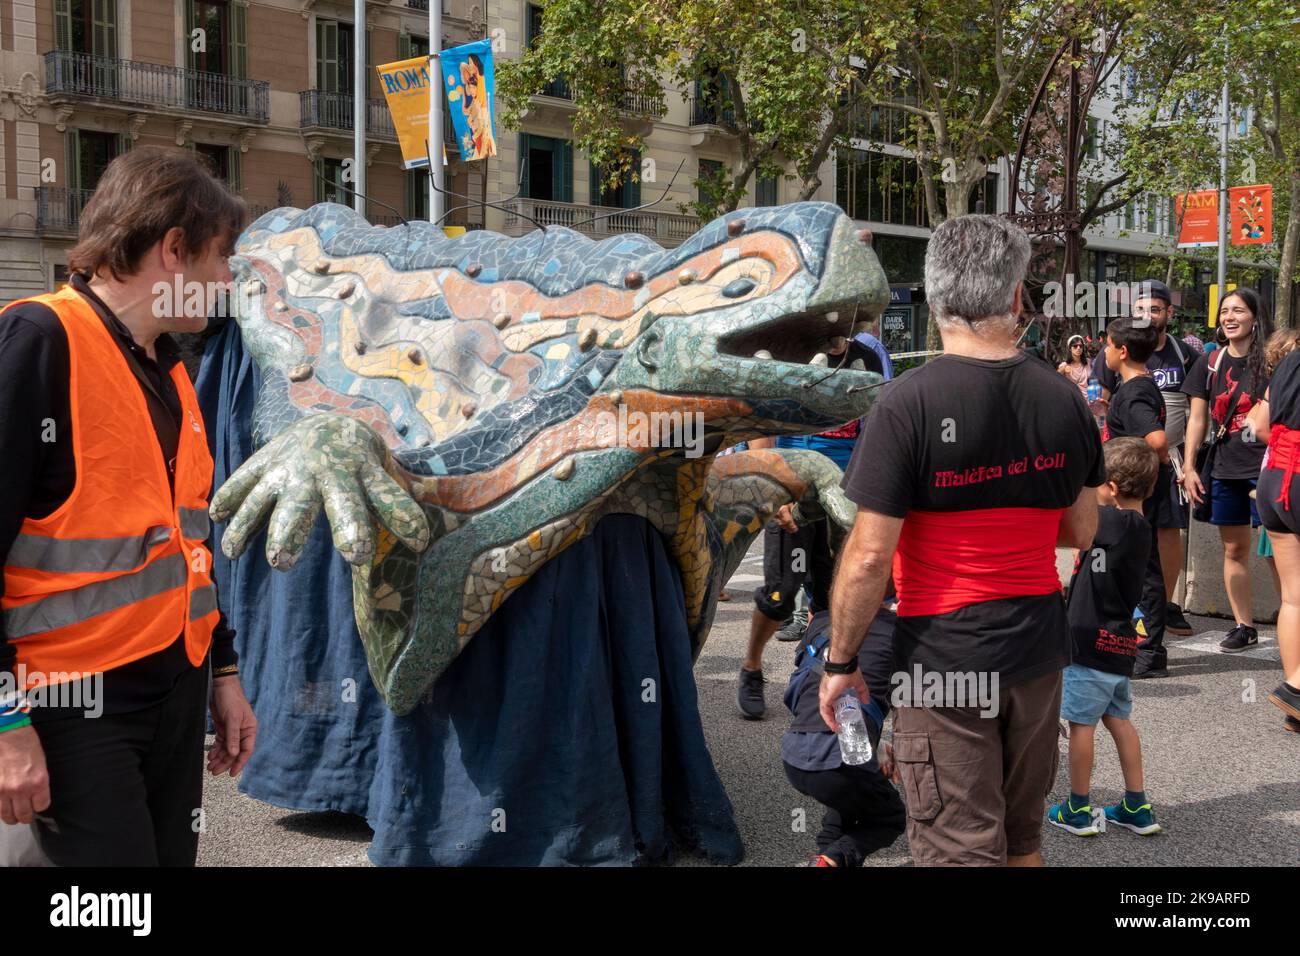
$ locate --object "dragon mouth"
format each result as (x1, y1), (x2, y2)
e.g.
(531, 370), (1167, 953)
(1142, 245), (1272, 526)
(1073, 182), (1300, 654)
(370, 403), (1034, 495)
(715, 301), (881, 372)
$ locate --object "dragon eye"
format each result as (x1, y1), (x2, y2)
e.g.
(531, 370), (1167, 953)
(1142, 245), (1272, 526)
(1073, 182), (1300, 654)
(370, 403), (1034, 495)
(721, 277), (757, 299)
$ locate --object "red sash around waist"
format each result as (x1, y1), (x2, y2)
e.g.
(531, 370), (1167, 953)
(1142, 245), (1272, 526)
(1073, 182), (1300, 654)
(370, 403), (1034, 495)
(1266, 425), (1300, 510)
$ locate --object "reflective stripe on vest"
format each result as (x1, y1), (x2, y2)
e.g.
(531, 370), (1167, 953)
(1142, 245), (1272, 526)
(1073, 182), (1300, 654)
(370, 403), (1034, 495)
(179, 506), (210, 541)
(5, 526), (174, 573)
(5, 551), (188, 640)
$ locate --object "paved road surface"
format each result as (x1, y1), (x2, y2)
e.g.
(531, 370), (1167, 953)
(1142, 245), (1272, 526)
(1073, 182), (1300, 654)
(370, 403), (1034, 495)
(198, 545), (1298, 867)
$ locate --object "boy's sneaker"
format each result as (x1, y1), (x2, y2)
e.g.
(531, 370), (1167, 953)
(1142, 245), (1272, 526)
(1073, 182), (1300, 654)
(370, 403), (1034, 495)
(1047, 799), (1105, 836)
(1284, 716), (1300, 734)
(775, 614), (809, 643)
(1131, 662), (1169, 680)
(1165, 602), (1194, 636)
(1104, 798), (1162, 835)
(1219, 624), (1258, 653)
(1267, 683), (1300, 722)
(737, 667), (766, 719)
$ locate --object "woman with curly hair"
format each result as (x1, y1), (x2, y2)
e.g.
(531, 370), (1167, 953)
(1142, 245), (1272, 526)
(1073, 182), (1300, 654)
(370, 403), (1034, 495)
(1247, 328), (1300, 732)
(1181, 288), (1274, 653)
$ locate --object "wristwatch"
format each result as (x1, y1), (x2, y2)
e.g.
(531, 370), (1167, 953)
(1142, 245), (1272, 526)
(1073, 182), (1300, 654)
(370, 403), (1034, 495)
(822, 654), (858, 675)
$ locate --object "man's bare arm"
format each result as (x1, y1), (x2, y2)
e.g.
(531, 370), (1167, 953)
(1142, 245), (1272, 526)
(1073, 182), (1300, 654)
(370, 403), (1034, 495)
(1056, 484), (1099, 550)
(829, 508), (903, 664)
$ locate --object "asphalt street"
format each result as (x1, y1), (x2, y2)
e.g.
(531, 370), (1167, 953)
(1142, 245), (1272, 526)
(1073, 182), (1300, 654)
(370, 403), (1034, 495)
(197, 544), (1298, 867)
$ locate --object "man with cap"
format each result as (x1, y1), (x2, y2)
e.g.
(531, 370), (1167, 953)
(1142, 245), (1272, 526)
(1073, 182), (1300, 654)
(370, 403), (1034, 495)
(1093, 279), (1197, 670)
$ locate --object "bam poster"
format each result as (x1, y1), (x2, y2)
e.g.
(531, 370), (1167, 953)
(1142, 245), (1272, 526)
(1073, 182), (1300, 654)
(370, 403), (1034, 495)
(376, 55), (437, 170)
(440, 39), (497, 162)
(1175, 184), (1273, 248)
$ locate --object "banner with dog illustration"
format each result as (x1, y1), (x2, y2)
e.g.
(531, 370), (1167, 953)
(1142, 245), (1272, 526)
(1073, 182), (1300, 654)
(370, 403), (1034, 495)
(376, 55), (438, 170)
(440, 39), (497, 162)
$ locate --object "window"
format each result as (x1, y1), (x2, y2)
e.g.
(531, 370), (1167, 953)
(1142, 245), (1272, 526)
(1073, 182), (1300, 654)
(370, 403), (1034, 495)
(590, 151), (641, 209)
(834, 147), (930, 227)
(1124, 198), (1136, 231)
(64, 128), (123, 193)
(518, 133), (572, 202)
(54, 0), (117, 56)
(755, 174), (777, 207)
(183, 0), (248, 112)
(1085, 117), (1099, 160)
(698, 158), (724, 207)
(1145, 193), (1158, 234)
(406, 168), (428, 220)
(315, 157), (348, 204)
(194, 142), (241, 191)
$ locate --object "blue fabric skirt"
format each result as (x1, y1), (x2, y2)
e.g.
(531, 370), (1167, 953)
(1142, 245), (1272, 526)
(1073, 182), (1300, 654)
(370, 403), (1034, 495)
(196, 321), (743, 866)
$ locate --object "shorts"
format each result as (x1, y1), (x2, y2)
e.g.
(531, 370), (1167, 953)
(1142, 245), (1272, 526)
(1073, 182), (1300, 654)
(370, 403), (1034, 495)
(753, 519), (837, 622)
(1256, 466), (1300, 535)
(1146, 461), (1188, 530)
(891, 669), (1063, 866)
(1060, 664), (1132, 724)
(1209, 476), (1260, 527)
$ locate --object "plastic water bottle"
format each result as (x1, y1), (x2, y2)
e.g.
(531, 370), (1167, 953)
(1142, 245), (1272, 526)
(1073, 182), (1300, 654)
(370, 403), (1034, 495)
(834, 693), (874, 766)
(1087, 377), (1101, 405)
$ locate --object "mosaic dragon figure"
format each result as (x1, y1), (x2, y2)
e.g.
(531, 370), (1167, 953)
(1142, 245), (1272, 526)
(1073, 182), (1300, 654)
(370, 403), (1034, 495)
(211, 201), (889, 714)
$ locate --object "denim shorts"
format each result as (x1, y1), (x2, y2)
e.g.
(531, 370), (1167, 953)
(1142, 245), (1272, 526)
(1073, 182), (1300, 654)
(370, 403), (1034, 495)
(1209, 477), (1260, 527)
(1061, 664), (1132, 724)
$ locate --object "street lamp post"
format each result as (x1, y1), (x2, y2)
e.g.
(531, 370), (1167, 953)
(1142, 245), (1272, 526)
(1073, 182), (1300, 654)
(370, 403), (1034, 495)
(353, 0), (366, 214)
(429, 0), (444, 222)
(1216, 35), (1230, 298)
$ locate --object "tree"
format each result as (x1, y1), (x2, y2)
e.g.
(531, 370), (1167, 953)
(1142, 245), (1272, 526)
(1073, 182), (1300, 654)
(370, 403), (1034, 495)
(495, 0), (909, 220)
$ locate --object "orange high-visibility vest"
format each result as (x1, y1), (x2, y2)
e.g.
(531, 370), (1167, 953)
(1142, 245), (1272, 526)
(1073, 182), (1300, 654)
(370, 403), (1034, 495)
(1, 286), (218, 688)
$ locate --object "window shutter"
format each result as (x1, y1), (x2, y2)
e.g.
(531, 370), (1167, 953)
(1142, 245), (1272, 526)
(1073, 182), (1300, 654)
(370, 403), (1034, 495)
(229, 146), (242, 192)
(91, 0), (117, 57)
(54, 0), (72, 51)
(628, 153), (641, 207)
(518, 133), (531, 198)
(397, 32), (411, 60)
(65, 129), (81, 193)
(317, 20), (339, 92)
(313, 158), (326, 204)
(556, 139), (572, 203)
(365, 29), (372, 99)
(232, 3), (248, 78)
(589, 162), (601, 206)
(185, 0), (196, 71)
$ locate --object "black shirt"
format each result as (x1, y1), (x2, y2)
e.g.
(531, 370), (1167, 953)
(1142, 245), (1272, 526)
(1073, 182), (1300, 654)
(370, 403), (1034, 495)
(1182, 349), (1267, 480)
(0, 275), (236, 719)
(786, 609), (895, 734)
(1066, 505), (1151, 677)
(1267, 349), (1300, 430)
(1092, 334), (1194, 395)
(842, 353), (1105, 688)
(1104, 374), (1166, 442)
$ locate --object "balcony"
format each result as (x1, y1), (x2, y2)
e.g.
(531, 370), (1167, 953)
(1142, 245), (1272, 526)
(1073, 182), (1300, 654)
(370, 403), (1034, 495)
(502, 197), (699, 247)
(44, 51), (270, 123)
(36, 186), (94, 237)
(689, 94), (734, 128)
(300, 90), (397, 140)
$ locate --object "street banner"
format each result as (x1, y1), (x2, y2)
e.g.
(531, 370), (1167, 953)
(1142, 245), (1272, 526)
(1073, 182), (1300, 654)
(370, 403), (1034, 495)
(1175, 189), (1218, 248)
(376, 55), (437, 170)
(1230, 184), (1272, 245)
(1175, 184), (1273, 248)
(440, 39), (497, 161)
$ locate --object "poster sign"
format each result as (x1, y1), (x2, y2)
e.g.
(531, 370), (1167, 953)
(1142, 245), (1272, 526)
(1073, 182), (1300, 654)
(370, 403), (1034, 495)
(441, 39), (497, 161)
(1175, 184), (1273, 247)
(1230, 184), (1271, 245)
(881, 305), (914, 354)
(376, 55), (437, 170)
(1175, 189), (1218, 248)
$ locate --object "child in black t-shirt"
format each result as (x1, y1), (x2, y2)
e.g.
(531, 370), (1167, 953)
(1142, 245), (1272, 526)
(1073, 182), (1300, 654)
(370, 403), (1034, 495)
(1102, 317), (1172, 679)
(1049, 437), (1164, 838)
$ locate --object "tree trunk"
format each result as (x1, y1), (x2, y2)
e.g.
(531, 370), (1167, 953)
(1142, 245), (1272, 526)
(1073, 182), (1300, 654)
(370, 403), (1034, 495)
(1278, 164), (1300, 330)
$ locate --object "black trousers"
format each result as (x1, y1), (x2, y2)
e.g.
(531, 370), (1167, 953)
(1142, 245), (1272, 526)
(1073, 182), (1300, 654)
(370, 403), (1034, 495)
(783, 761), (906, 867)
(33, 662), (208, 866)
(754, 519), (841, 622)
(1136, 510), (1168, 671)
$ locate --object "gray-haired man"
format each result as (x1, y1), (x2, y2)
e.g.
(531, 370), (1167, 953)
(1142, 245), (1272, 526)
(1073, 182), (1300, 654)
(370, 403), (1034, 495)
(821, 215), (1104, 866)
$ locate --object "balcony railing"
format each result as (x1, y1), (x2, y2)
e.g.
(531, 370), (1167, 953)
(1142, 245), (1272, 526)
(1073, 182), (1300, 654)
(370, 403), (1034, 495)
(619, 81), (665, 116)
(36, 185), (94, 235)
(44, 50), (270, 122)
(538, 76), (572, 99)
(689, 94), (734, 127)
(502, 197), (699, 247)
(300, 90), (397, 139)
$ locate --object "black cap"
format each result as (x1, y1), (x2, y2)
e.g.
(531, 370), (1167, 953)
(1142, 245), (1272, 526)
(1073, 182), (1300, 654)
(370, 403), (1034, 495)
(1134, 279), (1172, 305)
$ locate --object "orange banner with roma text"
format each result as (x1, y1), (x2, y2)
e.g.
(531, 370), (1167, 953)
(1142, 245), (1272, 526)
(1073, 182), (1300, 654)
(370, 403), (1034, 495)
(377, 56), (438, 170)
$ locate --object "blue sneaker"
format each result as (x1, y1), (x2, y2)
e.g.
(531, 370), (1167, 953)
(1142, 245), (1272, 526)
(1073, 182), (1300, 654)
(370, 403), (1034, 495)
(1047, 799), (1105, 836)
(1104, 798), (1163, 835)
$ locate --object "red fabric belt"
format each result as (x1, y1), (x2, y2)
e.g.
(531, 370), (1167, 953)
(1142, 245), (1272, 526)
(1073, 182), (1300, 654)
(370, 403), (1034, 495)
(1267, 425), (1300, 511)
(894, 507), (1065, 617)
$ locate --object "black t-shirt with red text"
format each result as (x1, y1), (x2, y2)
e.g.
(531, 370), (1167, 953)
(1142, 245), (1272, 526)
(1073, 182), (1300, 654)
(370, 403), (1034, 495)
(1104, 374), (1165, 442)
(1182, 349), (1266, 480)
(1067, 505), (1151, 677)
(1267, 349), (1300, 430)
(842, 353), (1106, 688)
